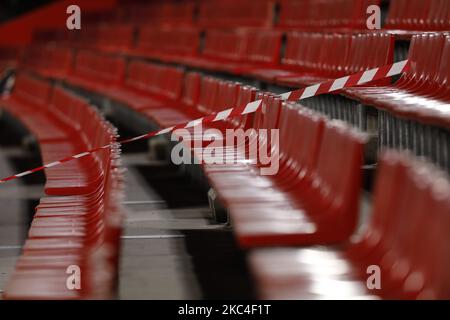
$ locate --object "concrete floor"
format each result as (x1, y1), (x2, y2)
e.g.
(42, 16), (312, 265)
(118, 142), (255, 299)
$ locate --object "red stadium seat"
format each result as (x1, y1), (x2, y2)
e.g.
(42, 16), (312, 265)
(105, 60), (185, 111)
(20, 46), (73, 79)
(344, 33), (450, 129)
(385, 0), (450, 35)
(205, 102), (367, 247)
(95, 23), (135, 54)
(249, 32), (394, 86)
(65, 50), (125, 93)
(132, 27), (199, 63)
(0, 73), (66, 142)
(122, 2), (195, 26)
(248, 151), (450, 299)
(2, 82), (123, 299)
(180, 29), (282, 75)
(277, 0), (380, 31)
(198, 0), (274, 28)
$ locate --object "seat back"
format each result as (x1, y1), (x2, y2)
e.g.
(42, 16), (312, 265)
(136, 27), (199, 56)
(125, 60), (184, 100)
(96, 24), (134, 51)
(245, 30), (282, 65)
(363, 152), (408, 242)
(346, 33), (394, 75)
(12, 73), (52, 109)
(74, 50), (125, 84)
(223, 85), (259, 131)
(355, 151), (450, 299)
(294, 108), (326, 175)
(282, 32), (353, 76)
(124, 2), (195, 26)
(312, 120), (367, 234)
(385, 0), (450, 31)
(181, 72), (201, 108)
(434, 35), (450, 88)
(203, 30), (249, 62)
(198, 0), (274, 28)
(397, 33), (445, 86)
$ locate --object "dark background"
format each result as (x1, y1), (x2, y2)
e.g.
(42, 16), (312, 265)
(0, 0), (54, 23)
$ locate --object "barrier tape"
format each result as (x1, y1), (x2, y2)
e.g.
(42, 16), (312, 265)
(0, 60), (410, 183)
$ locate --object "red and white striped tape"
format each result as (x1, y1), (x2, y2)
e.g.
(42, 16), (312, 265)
(0, 60), (410, 183)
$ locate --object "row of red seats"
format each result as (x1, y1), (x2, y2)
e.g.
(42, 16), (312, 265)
(249, 32), (393, 86)
(178, 29), (282, 74)
(38, 50), (368, 247)
(59, 55), (254, 136)
(206, 100), (366, 247)
(82, 1), (272, 29)
(34, 27), (282, 77)
(278, 0), (380, 30)
(197, 0), (275, 28)
(69, 27), (388, 85)
(20, 46), (73, 79)
(385, 0), (450, 34)
(121, 2), (196, 26)
(21, 37), (446, 145)
(132, 27), (199, 62)
(81, 0), (450, 33)
(67, 50), (125, 91)
(249, 150), (450, 299)
(0, 74), (123, 299)
(64, 60), (448, 300)
(344, 33), (450, 130)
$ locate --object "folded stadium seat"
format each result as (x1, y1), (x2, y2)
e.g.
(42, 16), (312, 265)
(141, 71), (203, 126)
(276, 32), (394, 88)
(0, 75), (110, 196)
(95, 23), (135, 54)
(121, 2), (195, 27)
(384, 0), (450, 38)
(145, 75), (237, 130)
(197, 0), (275, 28)
(20, 45), (73, 79)
(343, 33), (450, 129)
(248, 151), (450, 299)
(41, 108), (106, 196)
(277, 0), (380, 31)
(183, 29), (281, 76)
(0, 73), (70, 142)
(248, 32), (344, 83)
(131, 26), (199, 63)
(64, 50), (125, 94)
(3, 99), (123, 299)
(103, 60), (185, 112)
(181, 29), (250, 72)
(199, 94), (286, 179)
(206, 102), (367, 247)
(148, 76), (258, 151)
